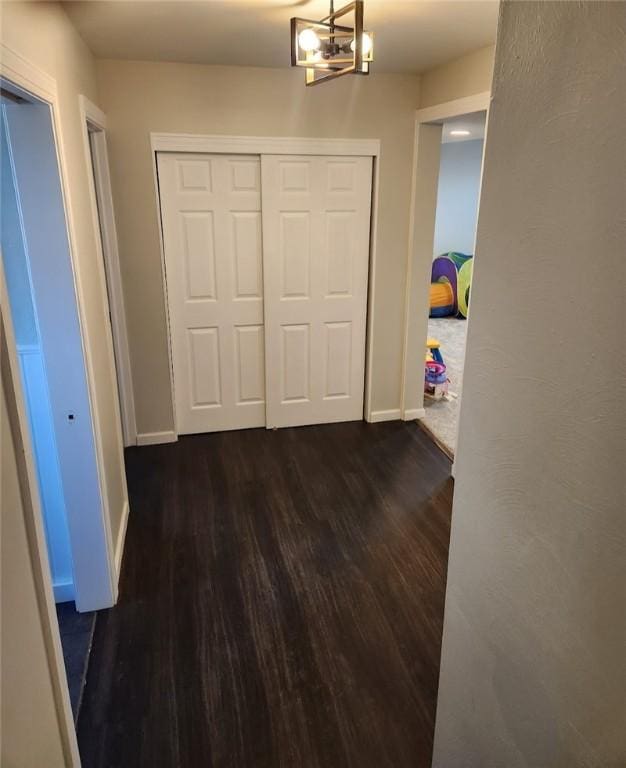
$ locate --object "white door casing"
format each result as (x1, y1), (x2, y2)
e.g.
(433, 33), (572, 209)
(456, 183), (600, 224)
(261, 155), (373, 428)
(157, 153), (265, 434)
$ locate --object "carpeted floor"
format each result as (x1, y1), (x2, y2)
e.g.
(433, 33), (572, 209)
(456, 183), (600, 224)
(423, 317), (468, 456)
(56, 602), (96, 722)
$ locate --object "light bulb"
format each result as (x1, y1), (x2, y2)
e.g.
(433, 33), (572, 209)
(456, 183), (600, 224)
(298, 28), (321, 52)
(351, 32), (373, 56)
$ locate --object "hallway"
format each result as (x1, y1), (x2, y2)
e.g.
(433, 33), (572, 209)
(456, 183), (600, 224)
(78, 421), (453, 768)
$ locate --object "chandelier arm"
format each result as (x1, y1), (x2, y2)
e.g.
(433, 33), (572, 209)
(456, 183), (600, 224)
(291, 0), (371, 86)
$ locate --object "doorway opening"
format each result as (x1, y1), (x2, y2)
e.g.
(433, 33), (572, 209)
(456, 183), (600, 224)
(0, 76), (113, 726)
(423, 111), (486, 456)
(80, 95), (136, 448)
(401, 92), (489, 462)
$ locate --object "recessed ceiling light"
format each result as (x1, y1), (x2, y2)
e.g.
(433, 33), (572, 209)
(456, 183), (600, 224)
(450, 129), (471, 136)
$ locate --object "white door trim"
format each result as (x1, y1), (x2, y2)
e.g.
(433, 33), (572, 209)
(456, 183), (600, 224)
(0, 43), (56, 103)
(414, 91), (491, 125)
(79, 93), (106, 131)
(151, 133), (381, 158)
(79, 94), (137, 447)
(1, 260), (80, 765)
(150, 133), (381, 435)
(1, 43), (118, 607)
(400, 92), (491, 425)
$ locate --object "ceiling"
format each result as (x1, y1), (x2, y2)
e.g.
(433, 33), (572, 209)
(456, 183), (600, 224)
(441, 111), (486, 142)
(63, 0), (499, 74)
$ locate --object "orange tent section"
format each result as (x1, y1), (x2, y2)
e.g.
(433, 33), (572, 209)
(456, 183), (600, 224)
(430, 281), (455, 312)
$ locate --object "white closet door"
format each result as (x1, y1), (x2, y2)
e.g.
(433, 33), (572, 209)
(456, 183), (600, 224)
(157, 153), (265, 434)
(261, 155), (373, 428)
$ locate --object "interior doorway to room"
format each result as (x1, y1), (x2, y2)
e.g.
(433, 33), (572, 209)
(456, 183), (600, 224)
(401, 93), (489, 461)
(80, 97), (136, 447)
(423, 111), (486, 456)
(0, 79), (114, 725)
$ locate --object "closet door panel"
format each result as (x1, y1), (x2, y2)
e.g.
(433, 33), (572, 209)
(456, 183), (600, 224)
(261, 154), (373, 428)
(158, 153), (265, 434)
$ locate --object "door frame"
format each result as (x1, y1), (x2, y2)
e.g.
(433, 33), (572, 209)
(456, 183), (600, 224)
(1, 261), (80, 767)
(0, 44), (107, 767)
(400, 92), (491, 441)
(150, 133), (381, 439)
(79, 94), (137, 447)
(1, 42), (118, 612)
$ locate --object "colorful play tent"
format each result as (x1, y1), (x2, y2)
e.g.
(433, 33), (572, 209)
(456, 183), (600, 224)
(429, 252), (473, 318)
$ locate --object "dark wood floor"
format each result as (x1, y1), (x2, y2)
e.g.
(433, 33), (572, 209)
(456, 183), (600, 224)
(78, 421), (453, 768)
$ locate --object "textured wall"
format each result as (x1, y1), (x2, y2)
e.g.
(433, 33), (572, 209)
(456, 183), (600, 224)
(420, 44), (494, 108)
(96, 61), (421, 432)
(433, 2), (626, 766)
(433, 138), (484, 256)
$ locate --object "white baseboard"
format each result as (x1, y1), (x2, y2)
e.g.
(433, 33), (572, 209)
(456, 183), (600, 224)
(368, 408), (402, 423)
(114, 500), (130, 584)
(402, 408), (426, 420)
(136, 430), (178, 446)
(53, 579), (74, 604)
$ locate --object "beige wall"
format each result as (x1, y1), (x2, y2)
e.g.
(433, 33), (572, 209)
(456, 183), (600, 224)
(96, 60), (421, 433)
(1, 327), (74, 767)
(1, 2), (128, 546)
(433, 2), (626, 766)
(420, 44), (495, 108)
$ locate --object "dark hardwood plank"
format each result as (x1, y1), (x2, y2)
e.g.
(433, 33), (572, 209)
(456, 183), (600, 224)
(78, 421), (453, 768)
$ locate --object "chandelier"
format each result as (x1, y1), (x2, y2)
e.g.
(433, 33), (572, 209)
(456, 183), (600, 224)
(290, 0), (374, 86)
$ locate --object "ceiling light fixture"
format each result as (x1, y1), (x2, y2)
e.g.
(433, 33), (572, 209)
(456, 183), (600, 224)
(450, 129), (471, 137)
(291, 0), (374, 86)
